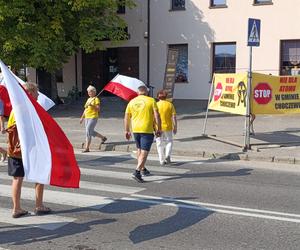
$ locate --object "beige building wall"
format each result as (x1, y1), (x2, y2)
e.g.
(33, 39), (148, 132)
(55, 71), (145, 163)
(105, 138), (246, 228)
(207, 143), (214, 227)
(150, 0), (300, 100)
(28, 0), (300, 100)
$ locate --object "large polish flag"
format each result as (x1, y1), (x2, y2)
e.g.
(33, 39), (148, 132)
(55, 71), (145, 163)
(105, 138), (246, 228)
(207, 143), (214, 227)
(103, 74), (147, 101)
(13, 73), (56, 111)
(0, 60), (80, 188)
(0, 73), (55, 115)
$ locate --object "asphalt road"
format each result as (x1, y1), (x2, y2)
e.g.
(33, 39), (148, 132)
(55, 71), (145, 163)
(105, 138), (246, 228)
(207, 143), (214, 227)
(0, 151), (299, 250)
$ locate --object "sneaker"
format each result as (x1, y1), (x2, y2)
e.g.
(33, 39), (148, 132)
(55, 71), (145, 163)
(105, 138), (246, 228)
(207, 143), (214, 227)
(160, 161), (166, 166)
(132, 171), (144, 183)
(165, 156), (171, 164)
(142, 168), (151, 176)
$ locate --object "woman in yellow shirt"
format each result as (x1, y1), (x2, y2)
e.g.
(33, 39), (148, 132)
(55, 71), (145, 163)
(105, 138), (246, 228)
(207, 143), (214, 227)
(80, 85), (107, 152)
(155, 89), (177, 165)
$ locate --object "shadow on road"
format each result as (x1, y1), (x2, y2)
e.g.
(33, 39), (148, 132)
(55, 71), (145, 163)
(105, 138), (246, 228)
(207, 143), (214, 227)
(99, 198), (213, 244)
(0, 218), (116, 246)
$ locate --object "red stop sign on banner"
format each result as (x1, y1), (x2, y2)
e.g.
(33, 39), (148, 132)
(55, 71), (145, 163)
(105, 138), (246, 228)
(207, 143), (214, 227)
(253, 83), (272, 104)
(214, 82), (223, 101)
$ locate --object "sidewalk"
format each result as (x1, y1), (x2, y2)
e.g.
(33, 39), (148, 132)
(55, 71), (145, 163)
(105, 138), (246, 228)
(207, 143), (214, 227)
(4, 97), (300, 165)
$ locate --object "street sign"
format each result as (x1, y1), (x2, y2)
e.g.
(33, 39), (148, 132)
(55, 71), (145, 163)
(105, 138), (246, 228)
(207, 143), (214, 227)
(248, 18), (261, 47)
(253, 82), (272, 104)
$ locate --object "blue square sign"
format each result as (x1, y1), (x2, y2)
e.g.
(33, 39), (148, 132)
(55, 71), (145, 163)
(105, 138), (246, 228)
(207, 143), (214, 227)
(248, 18), (261, 47)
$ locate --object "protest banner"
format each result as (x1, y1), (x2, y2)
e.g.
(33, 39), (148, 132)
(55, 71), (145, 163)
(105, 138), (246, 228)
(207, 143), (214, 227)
(208, 73), (248, 115)
(251, 73), (300, 114)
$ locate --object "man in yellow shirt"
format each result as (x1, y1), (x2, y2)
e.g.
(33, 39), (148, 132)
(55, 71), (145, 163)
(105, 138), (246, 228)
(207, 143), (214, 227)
(124, 86), (161, 182)
(155, 90), (177, 165)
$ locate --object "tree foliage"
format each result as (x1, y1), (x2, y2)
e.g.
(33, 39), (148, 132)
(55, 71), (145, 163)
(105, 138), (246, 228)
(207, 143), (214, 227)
(0, 0), (134, 72)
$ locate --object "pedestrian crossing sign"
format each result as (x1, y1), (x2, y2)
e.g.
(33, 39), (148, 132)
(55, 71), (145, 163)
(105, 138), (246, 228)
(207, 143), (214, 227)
(248, 18), (261, 47)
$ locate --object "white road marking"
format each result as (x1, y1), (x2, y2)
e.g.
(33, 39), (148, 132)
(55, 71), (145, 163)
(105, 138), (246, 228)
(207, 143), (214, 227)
(126, 194), (300, 224)
(81, 162), (189, 174)
(0, 173), (145, 195)
(0, 208), (75, 230)
(0, 184), (114, 209)
(79, 180), (145, 194)
(74, 149), (207, 165)
(80, 168), (176, 183)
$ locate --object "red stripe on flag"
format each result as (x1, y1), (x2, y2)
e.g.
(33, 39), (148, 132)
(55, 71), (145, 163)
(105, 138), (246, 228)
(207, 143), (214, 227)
(26, 92), (80, 188)
(104, 81), (138, 101)
(0, 85), (12, 117)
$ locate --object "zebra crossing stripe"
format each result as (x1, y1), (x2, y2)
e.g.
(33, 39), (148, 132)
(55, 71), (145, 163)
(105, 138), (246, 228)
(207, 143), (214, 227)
(80, 168), (176, 183)
(0, 184), (114, 209)
(84, 162), (189, 174)
(0, 173), (145, 195)
(0, 208), (75, 230)
(74, 149), (206, 166)
(79, 180), (145, 194)
(0, 168), (175, 184)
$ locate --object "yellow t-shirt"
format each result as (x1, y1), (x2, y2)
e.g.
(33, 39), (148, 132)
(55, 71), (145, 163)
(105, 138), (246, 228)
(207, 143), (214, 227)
(157, 100), (176, 131)
(84, 97), (100, 119)
(125, 95), (158, 133)
(7, 111), (16, 128)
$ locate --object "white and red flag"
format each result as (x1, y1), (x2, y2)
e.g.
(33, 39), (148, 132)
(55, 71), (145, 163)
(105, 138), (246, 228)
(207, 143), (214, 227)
(0, 73), (55, 115)
(103, 74), (147, 101)
(13, 73), (56, 111)
(0, 60), (80, 188)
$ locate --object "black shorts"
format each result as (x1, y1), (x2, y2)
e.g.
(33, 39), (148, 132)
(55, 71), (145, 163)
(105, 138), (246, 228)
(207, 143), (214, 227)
(133, 133), (154, 151)
(8, 157), (24, 177)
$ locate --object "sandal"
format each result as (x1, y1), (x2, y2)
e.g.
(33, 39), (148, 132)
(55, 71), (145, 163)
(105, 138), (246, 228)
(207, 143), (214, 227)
(101, 137), (107, 144)
(82, 149), (90, 153)
(12, 210), (29, 218)
(34, 206), (52, 216)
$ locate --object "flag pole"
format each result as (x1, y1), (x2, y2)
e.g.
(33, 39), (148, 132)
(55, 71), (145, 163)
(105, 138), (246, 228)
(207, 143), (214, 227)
(202, 75), (214, 136)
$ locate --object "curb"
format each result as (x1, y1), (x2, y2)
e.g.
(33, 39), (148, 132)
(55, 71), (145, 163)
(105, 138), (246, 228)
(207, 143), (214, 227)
(74, 142), (300, 165)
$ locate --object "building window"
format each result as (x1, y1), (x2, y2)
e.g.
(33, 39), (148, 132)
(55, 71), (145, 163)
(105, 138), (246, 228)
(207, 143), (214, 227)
(254, 0), (272, 4)
(280, 40), (300, 76)
(169, 44), (188, 83)
(171, 0), (185, 10)
(212, 43), (236, 74)
(117, 0), (125, 14)
(55, 69), (63, 82)
(210, 0), (227, 7)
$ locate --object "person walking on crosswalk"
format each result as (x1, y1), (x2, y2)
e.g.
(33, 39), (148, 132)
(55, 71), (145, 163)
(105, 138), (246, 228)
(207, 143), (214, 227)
(124, 85), (161, 182)
(7, 82), (52, 218)
(155, 90), (177, 165)
(80, 85), (107, 152)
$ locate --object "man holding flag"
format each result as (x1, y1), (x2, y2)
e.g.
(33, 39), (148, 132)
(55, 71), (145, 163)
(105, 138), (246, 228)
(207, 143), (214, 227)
(7, 82), (51, 218)
(0, 60), (80, 218)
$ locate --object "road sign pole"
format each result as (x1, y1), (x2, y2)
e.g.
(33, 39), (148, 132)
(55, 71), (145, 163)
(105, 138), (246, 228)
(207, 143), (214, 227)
(244, 46), (252, 151)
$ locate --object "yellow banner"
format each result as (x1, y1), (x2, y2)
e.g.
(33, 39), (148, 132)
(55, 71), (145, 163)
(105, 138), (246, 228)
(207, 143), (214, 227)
(209, 73), (248, 115)
(251, 73), (300, 114)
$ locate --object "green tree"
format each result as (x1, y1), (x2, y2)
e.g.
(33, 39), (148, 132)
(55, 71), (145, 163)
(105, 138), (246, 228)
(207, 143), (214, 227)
(0, 0), (134, 102)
